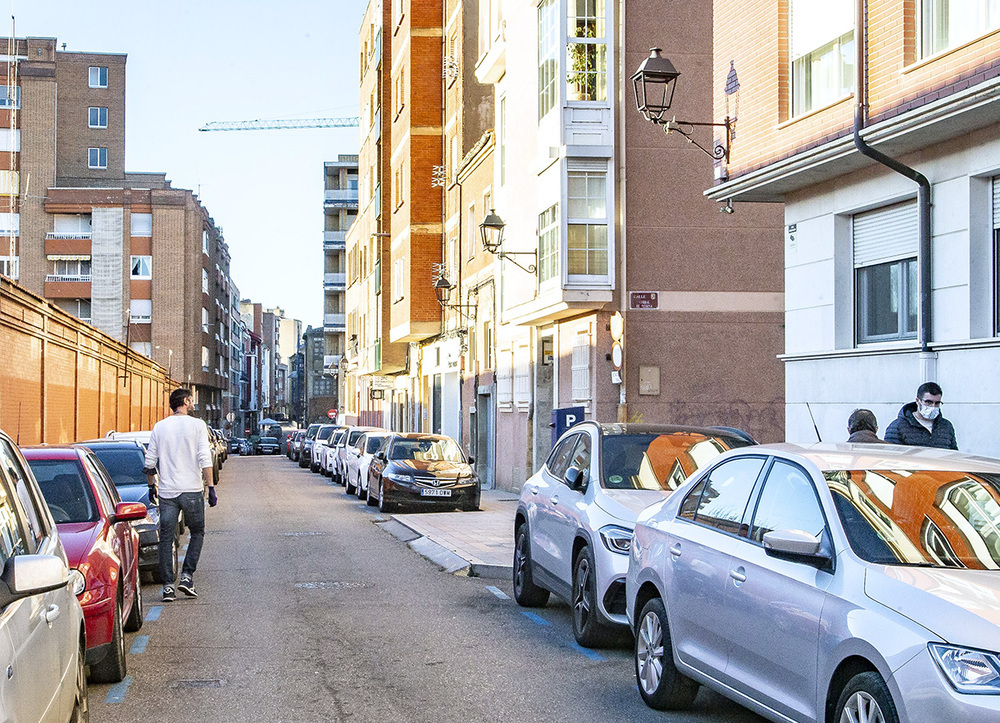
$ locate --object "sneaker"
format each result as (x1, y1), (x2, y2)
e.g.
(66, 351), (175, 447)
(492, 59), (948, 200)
(177, 576), (198, 598)
(162, 585), (175, 602)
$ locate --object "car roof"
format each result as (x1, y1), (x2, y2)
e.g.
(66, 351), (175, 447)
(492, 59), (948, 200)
(748, 442), (1000, 474)
(390, 433), (454, 441)
(21, 445), (85, 461)
(76, 439), (144, 450)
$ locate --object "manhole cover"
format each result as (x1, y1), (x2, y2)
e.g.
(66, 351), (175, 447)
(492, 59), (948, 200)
(294, 581), (369, 590)
(281, 532), (327, 537)
(170, 679), (225, 689)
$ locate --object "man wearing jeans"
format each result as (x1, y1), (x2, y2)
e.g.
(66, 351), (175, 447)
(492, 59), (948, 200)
(145, 388), (217, 601)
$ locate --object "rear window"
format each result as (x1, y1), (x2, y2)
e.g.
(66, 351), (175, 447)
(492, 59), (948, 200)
(88, 447), (146, 487)
(601, 431), (753, 491)
(261, 437), (278, 444)
(366, 436), (386, 454)
(26, 460), (99, 524)
(317, 427), (334, 442)
(332, 430), (346, 445)
(348, 430), (365, 445)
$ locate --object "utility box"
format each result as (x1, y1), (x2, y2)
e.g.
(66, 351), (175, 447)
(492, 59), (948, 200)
(551, 406), (585, 446)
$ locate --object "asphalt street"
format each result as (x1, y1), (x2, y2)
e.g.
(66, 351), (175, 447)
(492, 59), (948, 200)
(89, 455), (766, 722)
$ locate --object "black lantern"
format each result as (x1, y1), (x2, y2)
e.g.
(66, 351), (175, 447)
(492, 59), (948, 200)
(630, 48), (680, 124)
(434, 274), (454, 305)
(479, 208), (505, 254)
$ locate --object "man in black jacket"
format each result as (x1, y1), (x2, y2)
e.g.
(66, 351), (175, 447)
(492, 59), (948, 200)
(847, 409), (881, 443)
(884, 382), (958, 450)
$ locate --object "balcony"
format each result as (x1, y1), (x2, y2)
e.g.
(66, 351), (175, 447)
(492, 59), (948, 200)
(45, 274), (91, 283)
(45, 232), (91, 240)
(130, 314), (151, 324)
(324, 313), (346, 331)
(44, 275), (92, 299)
(323, 273), (347, 290)
(324, 231), (346, 250)
(324, 189), (359, 210)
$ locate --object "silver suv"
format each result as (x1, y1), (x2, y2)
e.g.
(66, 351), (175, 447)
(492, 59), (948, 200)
(514, 422), (754, 647)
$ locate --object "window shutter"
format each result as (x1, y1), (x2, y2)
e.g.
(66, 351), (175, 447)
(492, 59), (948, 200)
(852, 201), (917, 267)
(497, 349), (513, 405)
(572, 328), (591, 401)
(514, 343), (531, 404)
(992, 177), (1000, 228)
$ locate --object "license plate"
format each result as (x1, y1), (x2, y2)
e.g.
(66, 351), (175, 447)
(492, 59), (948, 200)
(420, 488), (452, 497)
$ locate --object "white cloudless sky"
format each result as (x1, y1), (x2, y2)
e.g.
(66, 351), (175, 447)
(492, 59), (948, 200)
(14, 0), (364, 327)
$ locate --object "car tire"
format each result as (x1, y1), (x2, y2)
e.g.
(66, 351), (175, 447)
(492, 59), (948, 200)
(366, 481), (378, 506)
(356, 473), (366, 499)
(513, 524), (550, 607)
(345, 473), (356, 496)
(124, 573), (144, 632)
(299, 454), (308, 468)
(572, 546), (613, 647)
(378, 484), (396, 514)
(835, 672), (899, 723)
(635, 597), (698, 711)
(70, 636), (89, 723)
(90, 594), (127, 683)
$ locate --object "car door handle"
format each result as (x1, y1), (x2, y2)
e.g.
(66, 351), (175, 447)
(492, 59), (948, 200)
(669, 543), (682, 558)
(531, 485), (539, 495)
(551, 495), (559, 505)
(730, 568), (747, 584)
(43, 604), (60, 624)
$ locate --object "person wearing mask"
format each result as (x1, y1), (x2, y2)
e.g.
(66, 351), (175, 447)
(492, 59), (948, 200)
(884, 382), (958, 450)
(847, 409), (881, 443)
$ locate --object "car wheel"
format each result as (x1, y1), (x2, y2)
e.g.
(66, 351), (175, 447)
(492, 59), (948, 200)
(299, 454), (308, 468)
(512, 524), (550, 607)
(366, 480), (378, 506)
(89, 594), (127, 683)
(345, 473), (356, 496)
(70, 636), (89, 723)
(356, 473), (366, 499)
(572, 546), (612, 647)
(123, 572), (144, 632)
(635, 597), (698, 710)
(378, 484), (396, 514)
(835, 672), (899, 723)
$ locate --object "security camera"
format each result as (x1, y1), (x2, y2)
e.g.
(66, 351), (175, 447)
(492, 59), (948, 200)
(719, 199), (735, 214)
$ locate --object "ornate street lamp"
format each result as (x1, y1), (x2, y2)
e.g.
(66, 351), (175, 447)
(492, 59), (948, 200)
(478, 210), (537, 274)
(433, 274), (476, 320)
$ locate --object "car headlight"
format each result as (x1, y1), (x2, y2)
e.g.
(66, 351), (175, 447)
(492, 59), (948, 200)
(68, 569), (86, 596)
(599, 525), (633, 555)
(929, 643), (1000, 694)
(384, 472), (409, 483)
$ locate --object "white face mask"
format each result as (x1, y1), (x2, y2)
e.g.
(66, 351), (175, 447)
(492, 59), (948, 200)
(918, 404), (940, 421)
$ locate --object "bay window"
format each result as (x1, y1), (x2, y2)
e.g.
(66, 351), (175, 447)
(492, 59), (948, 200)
(538, 0), (558, 119)
(538, 204), (559, 283)
(567, 170), (608, 277)
(566, 0), (606, 102)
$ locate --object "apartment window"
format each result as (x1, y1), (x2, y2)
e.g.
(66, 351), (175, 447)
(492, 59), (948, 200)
(923, 0), (1000, 56)
(567, 170), (608, 276)
(538, 0), (559, 119)
(130, 255), (152, 279)
(394, 162), (405, 209)
(202, 346), (210, 372)
(0, 256), (18, 280)
(499, 96), (507, 186)
(74, 300), (92, 323)
(88, 107), (108, 129)
(0, 86), (19, 109)
(854, 202), (918, 343)
(130, 213), (152, 236)
(790, 0), (854, 116)
(88, 147), (107, 169)
(88, 66), (108, 88)
(130, 341), (152, 357)
(571, 326), (591, 402)
(468, 203), (477, 260)
(203, 307), (211, 333)
(393, 258), (404, 301)
(538, 203), (559, 283)
(567, 0), (607, 101)
(395, 66), (406, 114)
(53, 259), (91, 278)
(202, 269), (209, 294)
(497, 348), (513, 405)
(514, 342), (531, 405)
(130, 299), (152, 324)
(202, 230), (210, 254)
(0, 213), (18, 235)
(0, 129), (19, 153)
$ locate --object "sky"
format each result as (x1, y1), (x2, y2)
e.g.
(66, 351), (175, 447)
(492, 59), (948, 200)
(14, 0), (365, 326)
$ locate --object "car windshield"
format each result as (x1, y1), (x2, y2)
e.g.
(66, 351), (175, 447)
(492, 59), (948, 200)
(26, 460), (99, 523)
(348, 430), (365, 445)
(332, 431), (345, 444)
(88, 448), (146, 487)
(601, 431), (752, 490)
(366, 436), (386, 454)
(825, 469), (1000, 568)
(261, 437), (278, 444)
(305, 426), (319, 440)
(390, 438), (465, 462)
(317, 427), (334, 442)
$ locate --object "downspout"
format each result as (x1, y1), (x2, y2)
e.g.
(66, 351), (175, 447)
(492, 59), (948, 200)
(853, 0), (933, 361)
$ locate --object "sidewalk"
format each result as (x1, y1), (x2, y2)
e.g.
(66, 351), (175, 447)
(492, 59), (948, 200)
(378, 489), (519, 579)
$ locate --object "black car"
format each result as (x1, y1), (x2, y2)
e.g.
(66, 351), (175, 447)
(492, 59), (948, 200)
(256, 436), (281, 455)
(367, 433), (479, 513)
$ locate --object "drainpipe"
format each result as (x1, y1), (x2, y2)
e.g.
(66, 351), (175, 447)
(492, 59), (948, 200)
(853, 0), (934, 376)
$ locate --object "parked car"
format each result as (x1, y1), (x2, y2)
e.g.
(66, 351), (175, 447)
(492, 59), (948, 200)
(230, 437), (245, 454)
(76, 439), (181, 583)
(256, 436), (281, 455)
(23, 445), (146, 684)
(340, 427), (383, 494)
(0, 429), (88, 721)
(298, 423), (322, 468)
(513, 423), (755, 647)
(367, 433), (479, 513)
(104, 429), (151, 447)
(321, 429), (345, 476)
(348, 431), (389, 500)
(627, 442), (1000, 723)
(286, 430), (301, 460)
(310, 424), (339, 473)
(289, 430), (305, 461)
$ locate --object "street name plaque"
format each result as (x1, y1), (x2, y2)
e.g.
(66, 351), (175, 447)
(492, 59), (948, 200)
(629, 291), (659, 310)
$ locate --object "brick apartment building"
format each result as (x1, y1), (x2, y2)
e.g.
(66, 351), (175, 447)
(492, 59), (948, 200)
(322, 155), (357, 417)
(6, 36), (233, 426)
(707, 1), (1000, 455)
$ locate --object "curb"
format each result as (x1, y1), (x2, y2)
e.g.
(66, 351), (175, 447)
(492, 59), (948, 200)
(377, 517), (513, 580)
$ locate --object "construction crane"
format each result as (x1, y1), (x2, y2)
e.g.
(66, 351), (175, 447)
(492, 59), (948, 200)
(198, 117), (360, 132)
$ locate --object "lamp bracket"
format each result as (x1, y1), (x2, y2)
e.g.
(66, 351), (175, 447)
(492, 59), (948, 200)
(659, 115), (732, 163)
(497, 250), (537, 274)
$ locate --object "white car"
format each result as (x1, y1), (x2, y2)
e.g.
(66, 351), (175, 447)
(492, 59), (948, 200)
(348, 432), (390, 500)
(322, 429), (346, 477)
(341, 427), (382, 494)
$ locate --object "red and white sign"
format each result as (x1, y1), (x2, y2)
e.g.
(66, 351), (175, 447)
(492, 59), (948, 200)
(327, 409), (338, 420)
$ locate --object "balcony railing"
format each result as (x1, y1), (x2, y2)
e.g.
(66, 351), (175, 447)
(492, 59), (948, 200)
(45, 274), (91, 282)
(324, 189), (359, 206)
(324, 231), (346, 250)
(131, 314), (151, 324)
(45, 232), (92, 240)
(324, 273), (347, 289)
(324, 313), (346, 329)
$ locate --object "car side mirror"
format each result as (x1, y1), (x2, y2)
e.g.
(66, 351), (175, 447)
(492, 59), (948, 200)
(467, 455), (475, 465)
(763, 529), (833, 570)
(112, 501), (148, 523)
(0, 554), (68, 608)
(564, 466), (588, 492)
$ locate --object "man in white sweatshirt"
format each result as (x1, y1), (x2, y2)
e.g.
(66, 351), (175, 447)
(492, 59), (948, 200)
(145, 388), (216, 602)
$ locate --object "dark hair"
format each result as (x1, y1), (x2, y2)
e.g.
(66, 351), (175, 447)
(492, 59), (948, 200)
(169, 388), (192, 411)
(847, 408), (878, 434)
(917, 381), (943, 399)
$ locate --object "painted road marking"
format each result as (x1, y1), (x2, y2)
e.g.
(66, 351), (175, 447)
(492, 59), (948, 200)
(145, 605), (163, 621)
(521, 611), (550, 626)
(569, 641), (606, 662)
(129, 635), (150, 654)
(486, 586), (510, 600)
(105, 676), (134, 703)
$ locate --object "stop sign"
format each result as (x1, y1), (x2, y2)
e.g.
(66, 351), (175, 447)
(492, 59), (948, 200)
(327, 409), (337, 420)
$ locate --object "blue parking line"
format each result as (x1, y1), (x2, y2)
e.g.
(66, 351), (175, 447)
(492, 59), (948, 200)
(105, 676), (134, 703)
(486, 586), (510, 600)
(521, 611), (550, 626)
(129, 635), (150, 654)
(145, 605), (162, 621)
(569, 641), (606, 662)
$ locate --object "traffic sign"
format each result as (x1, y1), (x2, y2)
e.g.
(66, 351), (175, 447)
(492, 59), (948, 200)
(327, 409), (338, 420)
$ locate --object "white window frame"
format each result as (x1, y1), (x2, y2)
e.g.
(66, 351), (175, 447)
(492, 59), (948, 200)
(922, 0), (1000, 57)
(130, 255), (152, 279)
(790, 0), (854, 117)
(202, 346), (210, 372)
(566, 0), (608, 102)
(130, 299), (152, 324)
(88, 66), (108, 88)
(514, 342), (531, 407)
(538, 0), (559, 120)
(393, 258), (404, 301)
(571, 326), (592, 404)
(88, 107), (108, 129)
(0, 130), (19, 153)
(202, 269), (209, 294)
(0, 86), (19, 109)
(538, 203), (559, 284)
(130, 213), (152, 237)
(497, 347), (513, 407)
(566, 167), (609, 281)
(87, 147), (107, 169)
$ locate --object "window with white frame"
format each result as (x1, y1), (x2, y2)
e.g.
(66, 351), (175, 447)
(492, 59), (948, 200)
(130, 213), (152, 236)
(202, 269), (209, 294)
(53, 214), (92, 236)
(202, 307), (211, 333)
(499, 95), (507, 186)
(202, 230), (210, 254)
(497, 347), (513, 405)
(52, 259), (91, 278)
(88, 147), (107, 169)
(88, 66), (108, 88)
(130, 299), (152, 324)
(0, 213), (18, 235)
(73, 299), (92, 323)
(88, 107), (108, 128)
(130, 255), (151, 279)
(538, 203), (559, 283)
(790, 0), (854, 116)
(854, 201), (918, 344)
(129, 341), (152, 357)
(538, 0), (558, 119)
(566, 0), (607, 101)
(468, 202), (477, 260)
(923, 0), (1000, 56)
(0, 86), (19, 109)
(394, 258), (404, 301)
(514, 342), (531, 405)
(572, 326), (591, 402)
(202, 346), (210, 371)
(0, 256), (18, 280)
(567, 169), (608, 277)
(0, 129), (19, 153)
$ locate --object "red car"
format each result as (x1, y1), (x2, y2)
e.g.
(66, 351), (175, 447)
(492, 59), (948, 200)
(22, 445), (147, 683)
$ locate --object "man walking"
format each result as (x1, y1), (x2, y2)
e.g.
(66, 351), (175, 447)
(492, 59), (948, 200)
(884, 382), (958, 450)
(847, 409), (881, 443)
(145, 388), (217, 602)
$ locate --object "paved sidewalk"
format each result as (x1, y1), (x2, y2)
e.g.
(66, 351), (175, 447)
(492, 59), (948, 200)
(382, 489), (518, 578)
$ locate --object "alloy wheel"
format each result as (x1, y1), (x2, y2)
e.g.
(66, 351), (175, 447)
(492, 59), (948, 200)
(573, 556), (592, 631)
(636, 610), (665, 696)
(840, 691), (886, 723)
